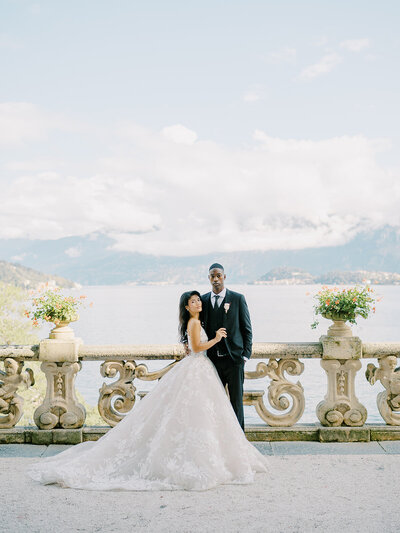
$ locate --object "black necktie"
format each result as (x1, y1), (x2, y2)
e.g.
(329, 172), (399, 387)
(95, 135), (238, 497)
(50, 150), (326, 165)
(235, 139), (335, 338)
(214, 295), (220, 308)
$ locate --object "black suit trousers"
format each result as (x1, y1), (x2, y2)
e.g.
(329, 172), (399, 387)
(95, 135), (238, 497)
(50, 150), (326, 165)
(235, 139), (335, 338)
(211, 357), (245, 431)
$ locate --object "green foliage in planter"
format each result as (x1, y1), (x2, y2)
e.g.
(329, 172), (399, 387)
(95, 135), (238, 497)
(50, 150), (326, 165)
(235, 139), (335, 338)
(311, 285), (377, 329)
(26, 287), (90, 326)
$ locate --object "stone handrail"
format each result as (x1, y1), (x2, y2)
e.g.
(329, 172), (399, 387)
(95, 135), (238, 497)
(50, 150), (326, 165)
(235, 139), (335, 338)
(3, 341), (400, 360)
(1, 337), (400, 431)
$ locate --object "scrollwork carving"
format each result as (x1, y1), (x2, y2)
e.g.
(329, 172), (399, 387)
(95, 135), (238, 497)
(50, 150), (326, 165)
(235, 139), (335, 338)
(366, 356), (400, 425)
(99, 357), (305, 428)
(134, 361), (177, 381)
(244, 358), (305, 427)
(0, 358), (35, 429)
(98, 360), (178, 426)
(98, 361), (136, 427)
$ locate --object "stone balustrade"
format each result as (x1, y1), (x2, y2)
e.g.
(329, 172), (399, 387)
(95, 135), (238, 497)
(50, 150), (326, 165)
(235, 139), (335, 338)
(1, 328), (400, 433)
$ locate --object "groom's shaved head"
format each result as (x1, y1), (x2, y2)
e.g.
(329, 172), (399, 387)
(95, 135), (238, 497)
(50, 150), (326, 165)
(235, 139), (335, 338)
(209, 263), (224, 271)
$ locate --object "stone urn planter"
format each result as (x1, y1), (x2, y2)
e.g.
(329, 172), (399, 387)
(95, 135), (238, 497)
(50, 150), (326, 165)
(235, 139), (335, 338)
(49, 317), (78, 340)
(322, 312), (354, 337)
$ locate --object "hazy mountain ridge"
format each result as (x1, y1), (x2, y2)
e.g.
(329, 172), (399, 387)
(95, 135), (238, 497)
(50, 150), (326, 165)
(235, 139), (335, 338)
(0, 260), (76, 289)
(254, 266), (400, 285)
(0, 226), (399, 285)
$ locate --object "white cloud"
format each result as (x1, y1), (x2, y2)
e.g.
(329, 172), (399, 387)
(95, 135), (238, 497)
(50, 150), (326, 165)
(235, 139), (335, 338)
(162, 124), (197, 145)
(340, 39), (370, 52)
(0, 102), (80, 145)
(65, 247), (82, 258)
(0, 103), (51, 144)
(243, 85), (266, 103)
(1, 117), (397, 256)
(299, 53), (342, 80)
(266, 47), (296, 64)
(10, 254), (27, 262)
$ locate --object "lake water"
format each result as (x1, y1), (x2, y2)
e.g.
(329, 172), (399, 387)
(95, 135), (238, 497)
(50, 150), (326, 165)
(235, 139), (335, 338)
(40, 284), (400, 425)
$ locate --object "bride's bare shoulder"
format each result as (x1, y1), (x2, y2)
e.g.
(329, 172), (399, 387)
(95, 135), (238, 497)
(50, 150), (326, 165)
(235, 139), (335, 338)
(187, 318), (201, 332)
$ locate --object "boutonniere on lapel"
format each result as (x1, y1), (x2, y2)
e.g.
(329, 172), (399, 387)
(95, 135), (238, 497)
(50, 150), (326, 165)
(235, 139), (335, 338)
(224, 303), (231, 314)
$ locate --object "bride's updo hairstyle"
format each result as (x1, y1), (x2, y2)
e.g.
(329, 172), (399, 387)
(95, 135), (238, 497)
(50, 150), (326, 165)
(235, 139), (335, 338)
(179, 290), (201, 343)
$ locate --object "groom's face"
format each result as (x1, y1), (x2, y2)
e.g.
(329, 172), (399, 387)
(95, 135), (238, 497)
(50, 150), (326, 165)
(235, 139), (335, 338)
(208, 268), (226, 294)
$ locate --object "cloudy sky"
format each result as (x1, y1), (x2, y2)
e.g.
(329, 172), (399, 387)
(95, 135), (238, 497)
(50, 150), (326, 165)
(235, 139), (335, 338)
(1, 0), (399, 256)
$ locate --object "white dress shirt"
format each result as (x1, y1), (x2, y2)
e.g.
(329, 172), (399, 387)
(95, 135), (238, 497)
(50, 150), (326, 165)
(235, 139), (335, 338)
(211, 288), (226, 308)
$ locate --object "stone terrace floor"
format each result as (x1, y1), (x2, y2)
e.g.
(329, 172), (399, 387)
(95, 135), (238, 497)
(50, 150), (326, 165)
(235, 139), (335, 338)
(1, 442), (400, 532)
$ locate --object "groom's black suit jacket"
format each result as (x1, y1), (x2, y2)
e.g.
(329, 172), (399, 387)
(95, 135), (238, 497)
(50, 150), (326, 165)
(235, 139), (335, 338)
(201, 289), (252, 365)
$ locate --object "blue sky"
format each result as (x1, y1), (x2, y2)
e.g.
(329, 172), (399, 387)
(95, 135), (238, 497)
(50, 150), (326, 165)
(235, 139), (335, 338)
(1, 0), (399, 256)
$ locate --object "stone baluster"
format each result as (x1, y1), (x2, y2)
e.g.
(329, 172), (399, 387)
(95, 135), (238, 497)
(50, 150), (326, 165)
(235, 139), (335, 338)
(317, 331), (367, 426)
(33, 324), (86, 429)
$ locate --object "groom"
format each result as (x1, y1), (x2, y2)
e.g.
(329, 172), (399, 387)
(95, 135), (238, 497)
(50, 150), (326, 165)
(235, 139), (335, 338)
(201, 263), (252, 430)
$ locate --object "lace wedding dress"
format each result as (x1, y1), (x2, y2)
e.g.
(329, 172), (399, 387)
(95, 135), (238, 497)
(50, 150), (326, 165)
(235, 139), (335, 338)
(27, 328), (267, 491)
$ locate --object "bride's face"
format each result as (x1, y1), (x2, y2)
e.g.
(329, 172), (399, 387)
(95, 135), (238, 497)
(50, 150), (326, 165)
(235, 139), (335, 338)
(186, 295), (202, 316)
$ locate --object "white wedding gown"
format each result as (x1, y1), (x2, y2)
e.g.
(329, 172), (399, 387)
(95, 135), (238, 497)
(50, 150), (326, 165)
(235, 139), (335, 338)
(27, 329), (267, 491)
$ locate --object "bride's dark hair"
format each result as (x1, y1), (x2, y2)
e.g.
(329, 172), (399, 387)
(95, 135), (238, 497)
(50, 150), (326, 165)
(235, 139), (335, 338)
(178, 290), (201, 343)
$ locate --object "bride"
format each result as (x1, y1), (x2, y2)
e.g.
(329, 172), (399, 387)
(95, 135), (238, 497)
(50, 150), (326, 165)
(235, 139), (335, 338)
(27, 290), (267, 491)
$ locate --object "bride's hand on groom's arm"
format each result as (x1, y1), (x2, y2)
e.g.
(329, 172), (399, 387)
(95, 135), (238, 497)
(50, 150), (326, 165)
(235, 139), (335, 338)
(215, 328), (227, 342)
(188, 320), (226, 353)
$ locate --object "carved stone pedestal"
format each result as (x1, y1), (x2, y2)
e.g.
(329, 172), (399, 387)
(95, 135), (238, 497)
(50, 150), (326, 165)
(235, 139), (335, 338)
(317, 335), (367, 427)
(34, 329), (85, 429)
(34, 361), (86, 429)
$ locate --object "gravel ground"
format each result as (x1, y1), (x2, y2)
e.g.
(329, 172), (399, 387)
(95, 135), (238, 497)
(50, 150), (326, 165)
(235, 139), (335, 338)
(1, 452), (400, 533)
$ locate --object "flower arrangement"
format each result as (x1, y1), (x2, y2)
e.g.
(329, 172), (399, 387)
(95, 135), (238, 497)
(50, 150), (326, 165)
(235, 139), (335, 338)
(311, 285), (377, 329)
(25, 288), (91, 327)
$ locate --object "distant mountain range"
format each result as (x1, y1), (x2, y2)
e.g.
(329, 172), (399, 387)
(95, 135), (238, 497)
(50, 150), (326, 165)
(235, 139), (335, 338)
(0, 260), (76, 289)
(254, 266), (400, 285)
(0, 226), (399, 285)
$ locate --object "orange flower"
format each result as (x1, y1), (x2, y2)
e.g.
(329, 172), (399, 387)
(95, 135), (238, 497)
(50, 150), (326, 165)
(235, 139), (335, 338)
(325, 300), (330, 306)
(335, 300), (339, 304)
(353, 298), (357, 302)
